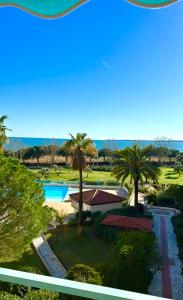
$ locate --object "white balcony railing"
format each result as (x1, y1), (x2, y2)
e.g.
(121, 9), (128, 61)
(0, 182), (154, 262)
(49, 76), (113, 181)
(0, 267), (171, 300)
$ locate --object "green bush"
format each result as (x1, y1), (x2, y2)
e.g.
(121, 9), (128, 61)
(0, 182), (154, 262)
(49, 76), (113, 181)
(158, 185), (183, 210)
(102, 232), (159, 293)
(146, 193), (158, 205)
(93, 213), (118, 243)
(104, 181), (119, 186)
(24, 290), (61, 300)
(0, 292), (20, 299)
(158, 196), (175, 207)
(67, 264), (102, 285)
(75, 211), (92, 222)
(172, 214), (183, 260)
(106, 207), (139, 217)
(84, 181), (104, 185)
(90, 166), (112, 172)
(1, 266), (43, 297)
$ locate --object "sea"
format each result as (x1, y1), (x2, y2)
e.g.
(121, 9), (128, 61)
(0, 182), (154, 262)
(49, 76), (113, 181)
(5, 137), (183, 152)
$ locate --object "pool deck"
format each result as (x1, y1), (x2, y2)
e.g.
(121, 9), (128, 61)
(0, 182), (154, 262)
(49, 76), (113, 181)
(44, 201), (75, 215)
(44, 188), (125, 216)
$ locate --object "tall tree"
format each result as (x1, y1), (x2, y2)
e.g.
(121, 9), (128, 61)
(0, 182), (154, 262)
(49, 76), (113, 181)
(64, 133), (96, 233)
(112, 144), (160, 208)
(0, 156), (52, 260)
(0, 115), (9, 153)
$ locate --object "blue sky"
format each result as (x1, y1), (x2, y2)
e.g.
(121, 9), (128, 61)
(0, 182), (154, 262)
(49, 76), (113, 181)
(0, 0), (183, 140)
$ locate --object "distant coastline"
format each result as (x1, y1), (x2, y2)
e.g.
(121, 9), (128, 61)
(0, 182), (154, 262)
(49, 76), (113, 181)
(5, 137), (183, 152)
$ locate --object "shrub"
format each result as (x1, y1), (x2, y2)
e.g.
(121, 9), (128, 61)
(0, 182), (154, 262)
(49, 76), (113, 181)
(91, 211), (102, 221)
(102, 232), (159, 293)
(90, 166), (112, 172)
(67, 264), (102, 285)
(137, 203), (145, 215)
(172, 214), (183, 260)
(84, 181), (104, 185)
(106, 207), (139, 217)
(51, 209), (65, 225)
(93, 213), (118, 243)
(158, 185), (183, 210)
(0, 292), (20, 299)
(1, 266), (44, 297)
(158, 196), (175, 207)
(24, 290), (61, 300)
(146, 193), (158, 205)
(75, 211), (91, 222)
(104, 181), (119, 186)
(20, 265), (43, 275)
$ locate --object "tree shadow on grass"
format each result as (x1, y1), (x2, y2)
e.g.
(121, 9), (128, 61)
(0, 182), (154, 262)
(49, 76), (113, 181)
(165, 170), (179, 180)
(165, 176), (179, 179)
(68, 177), (79, 182)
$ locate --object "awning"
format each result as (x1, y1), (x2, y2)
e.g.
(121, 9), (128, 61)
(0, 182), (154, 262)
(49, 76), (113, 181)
(0, 0), (179, 19)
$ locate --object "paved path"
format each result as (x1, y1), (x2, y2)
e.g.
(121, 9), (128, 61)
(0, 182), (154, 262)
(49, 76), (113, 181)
(149, 209), (183, 300)
(33, 235), (67, 278)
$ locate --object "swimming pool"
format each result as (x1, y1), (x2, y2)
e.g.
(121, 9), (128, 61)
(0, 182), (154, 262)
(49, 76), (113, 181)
(43, 185), (79, 202)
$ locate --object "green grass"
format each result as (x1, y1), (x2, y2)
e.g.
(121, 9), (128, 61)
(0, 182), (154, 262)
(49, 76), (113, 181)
(45, 226), (112, 271)
(159, 167), (183, 185)
(31, 166), (183, 186)
(0, 245), (48, 275)
(32, 168), (116, 184)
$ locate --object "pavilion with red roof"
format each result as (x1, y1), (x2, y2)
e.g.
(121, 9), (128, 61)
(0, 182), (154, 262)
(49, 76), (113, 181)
(101, 214), (152, 232)
(70, 189), (126, 213)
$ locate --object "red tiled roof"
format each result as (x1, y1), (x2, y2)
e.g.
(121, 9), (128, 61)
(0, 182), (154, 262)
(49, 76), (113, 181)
(101, 214), (152, 232)
(70, 189), (125, 206)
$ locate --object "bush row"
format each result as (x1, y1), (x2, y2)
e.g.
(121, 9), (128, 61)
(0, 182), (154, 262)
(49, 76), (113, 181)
(172, 214), (183, 261)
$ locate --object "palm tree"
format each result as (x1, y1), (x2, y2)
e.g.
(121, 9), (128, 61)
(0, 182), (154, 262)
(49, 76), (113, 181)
(112, 144), (160, 208)
(64, 133), (96, 233)
(0, 115), (9, 153)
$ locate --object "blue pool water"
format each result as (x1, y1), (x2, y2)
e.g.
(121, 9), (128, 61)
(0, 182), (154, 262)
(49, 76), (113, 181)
(43, 185), (78, 202)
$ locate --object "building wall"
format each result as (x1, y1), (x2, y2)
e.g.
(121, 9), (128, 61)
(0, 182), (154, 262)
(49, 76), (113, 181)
(90, 202), (122, 213)
(71, 200), (122, 213)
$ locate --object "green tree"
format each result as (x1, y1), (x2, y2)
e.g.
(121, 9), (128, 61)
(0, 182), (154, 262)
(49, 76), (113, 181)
(46, 145), (59, 165)
(98, 148), (112, 163)
(174, 162), (183, 177)
(21, 146), (46, 164)
(64, 133), (96, 233)
(112, 144), (160, 208)
(0, 115), (10, 153)
(0, 156), (52, 260)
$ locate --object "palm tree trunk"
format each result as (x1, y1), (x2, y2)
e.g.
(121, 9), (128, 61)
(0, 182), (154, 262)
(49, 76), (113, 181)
(78, 166), (83, 234)
(134, 179), (139, 208)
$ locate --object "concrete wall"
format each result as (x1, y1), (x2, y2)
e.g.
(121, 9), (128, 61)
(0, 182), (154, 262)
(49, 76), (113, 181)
(71, 200), (122, 213)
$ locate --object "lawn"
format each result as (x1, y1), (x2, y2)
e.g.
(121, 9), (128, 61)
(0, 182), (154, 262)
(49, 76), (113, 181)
(159, 167), (183, 185)
(31, 166), (183, 186)
(31, 168), (115, 184)
(45, 226), (112, 271)
(0, 245), (48, 275)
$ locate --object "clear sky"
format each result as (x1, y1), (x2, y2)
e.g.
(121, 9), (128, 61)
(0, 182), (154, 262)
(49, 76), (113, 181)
(0, 0), (183, 140)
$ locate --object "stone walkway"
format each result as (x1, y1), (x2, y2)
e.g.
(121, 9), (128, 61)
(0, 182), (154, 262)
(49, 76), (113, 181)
(33, 235), (67, 278)
(149, 208), (183, 300)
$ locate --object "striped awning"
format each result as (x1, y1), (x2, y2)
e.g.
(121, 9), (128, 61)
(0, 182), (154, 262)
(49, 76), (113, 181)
(0, 0), (179, 19)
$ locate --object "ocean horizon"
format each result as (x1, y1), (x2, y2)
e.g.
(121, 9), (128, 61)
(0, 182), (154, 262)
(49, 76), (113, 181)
(5, 137), (183, 152)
